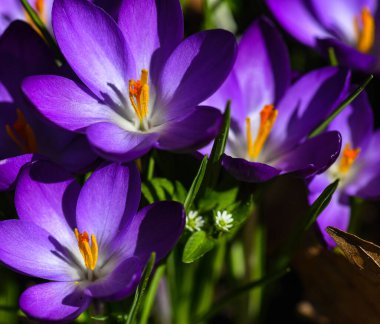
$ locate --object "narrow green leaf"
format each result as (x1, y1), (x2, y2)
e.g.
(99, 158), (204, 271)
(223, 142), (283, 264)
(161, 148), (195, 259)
(309, 74), (373, 138)
(126, 253), (156, 324)
(182, 231), (215, 263)
(328, 47), (338, 66)
(184, 155), (208, 212)
(204, 101), (231, 188)
(140, 265), (166, 324)
(195, 267), (290, 322)
(20, 0), (63, 61)
(141, 183), (155, 204)
(305, 179), (339, 231)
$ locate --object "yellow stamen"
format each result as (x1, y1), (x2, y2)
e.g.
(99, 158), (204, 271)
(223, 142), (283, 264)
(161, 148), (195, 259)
(246, 104), (278, 160)
(75, 228), (98, 271)
(339, 143), (361, 174)
(129, 69), (150, 122)
(5, 109), (37, 153)
(354, 7), (375, 53)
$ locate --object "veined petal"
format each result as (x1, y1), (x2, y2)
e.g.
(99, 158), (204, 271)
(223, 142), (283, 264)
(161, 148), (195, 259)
(155, 29), (236, 123)
(20, 282), (91, 322)
(265, 0), (332, 47)
(22, 75), (114, 132)
(0, 220), (79, 281)
(0, 154), (33, 191)
(118, 0), (183, 82)
(157, 106), (222, 151)
(76, 162), (141, 250)
(15, 160), (80, 247)
(52, 0), (135, 103)
(86, 122), (159, 162)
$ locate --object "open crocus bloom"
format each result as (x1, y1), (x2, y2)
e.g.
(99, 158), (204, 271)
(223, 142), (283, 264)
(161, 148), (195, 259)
(0, 160), (185, 322)
(0, 0), (54, 34)
(266, 0), (380, 73)
(0, 21), (97, 190)
(203, 18), (349, 183)
(22, 0), (237, 162)
(309, 90), (380, 247)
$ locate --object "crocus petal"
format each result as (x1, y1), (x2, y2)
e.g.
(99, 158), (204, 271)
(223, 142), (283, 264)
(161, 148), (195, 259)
(233, 17), (291, 115)
(86, 122), (159, 162)
(20, 282), (91, 322)
(314, 195), (350, 248)
(85, 257), (142, 299)
(15, 160), (80, 246)
(267, 67), (350, 158)
(0, 220), (78, 281)
(22, 75), (114, 132)
(118, 201), (185, 262)
(317, 38), (376, 72)
(118, 0), (183, 82)
(275, 131), (342, 177)
(0, 154), (32, 191)
(221, 154), (281, 183)
(155, 29), (236, 122)
(77, 162), (141, 249)
(156, 106), (222, 151)
(328, 90), (373, 149)
(265, 0), (332, 47)
(53, 0), (134, 102)
(311, 0), (377, 43)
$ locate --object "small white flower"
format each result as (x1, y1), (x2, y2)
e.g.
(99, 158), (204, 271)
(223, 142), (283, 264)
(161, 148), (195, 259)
(186, 210), (205, 232)
(215, 210), (233, 232)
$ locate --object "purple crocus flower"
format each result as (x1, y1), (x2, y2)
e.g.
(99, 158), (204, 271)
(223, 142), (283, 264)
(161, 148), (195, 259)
(22, 0), (236, 162)
(0, 160), (185, 322)
(309, 90), (380, 247)
(0, 0), (54, 35)
(0, 21), (97, 190)
(266, 0), (380, 73)
(202, 18), (348, 183)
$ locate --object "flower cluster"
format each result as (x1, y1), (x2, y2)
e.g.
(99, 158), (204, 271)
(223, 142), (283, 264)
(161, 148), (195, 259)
(0, 0), (379, 322)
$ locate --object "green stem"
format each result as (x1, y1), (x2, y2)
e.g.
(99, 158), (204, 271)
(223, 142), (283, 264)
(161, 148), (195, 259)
(248, 212), (266, 322)
(175, 264), (195, 324)
(146, 154), (155, 181)
(195, 268), (290, 323)
(140, 265), (166, 324)
(328, 47), (338, 66)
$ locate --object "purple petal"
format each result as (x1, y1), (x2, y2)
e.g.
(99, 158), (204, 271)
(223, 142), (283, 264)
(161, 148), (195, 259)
(317, 38), (376, 73)
(221, 154), (281, 183)
(311, 0), (377, 44)
(20, 282), (91, 322)
(0, 220), (78, 281)
(85, 257), (142, 299)
(265, 0), (332, 47)
(118, 201), (185, 262)
(86, 122), (159, 162)
(233, 17), (291, 115)
(156, 106), (222, 151)
(328, 89), (373, 149)
(155, 29), (236, 123)
(77, 162), (141, 249)
(22, 75), (114, 132)
(0, 154), (32, 191)
(267, 67), (350, 157)
(15, 160), (80, 246)
(0, 1), (23, 35)
(118, 0), (183, 82)
(275, 131), (342, 177)
(315, 194), (350, 248)
(52, 0), (134, 102)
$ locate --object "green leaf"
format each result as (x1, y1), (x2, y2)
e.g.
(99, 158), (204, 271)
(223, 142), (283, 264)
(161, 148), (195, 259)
(173, 181), (187, 203)
(141, 183), (155, 204)
(184, 155), (208, 212)
(126, 253), (156, 324)
(198, 187), (238, 211)
(328, 47), (338, 66)
(305, 179), (339, 231)
(204, 102), (231, 188)
(182, 231), (215, 263)
(309, 74), (373, 138)
(20, 0), (63, 61)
